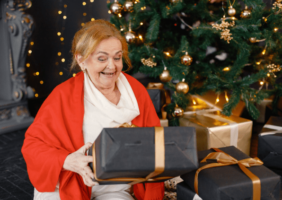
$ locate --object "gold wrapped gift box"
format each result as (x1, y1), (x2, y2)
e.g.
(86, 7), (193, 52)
(179, 111), (252, 155)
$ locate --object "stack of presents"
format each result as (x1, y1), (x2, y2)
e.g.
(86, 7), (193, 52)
(88, 83), (282, 200)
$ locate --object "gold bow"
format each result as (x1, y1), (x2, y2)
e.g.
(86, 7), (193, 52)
(147, 83), (171, 119)
(92, 126), (173, 185)
(194, 148), (263, 200)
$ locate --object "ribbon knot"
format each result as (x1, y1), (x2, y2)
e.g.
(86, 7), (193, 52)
(194, 148), (263, 200)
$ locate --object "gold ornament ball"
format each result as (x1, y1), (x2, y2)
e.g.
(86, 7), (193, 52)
(249, 37), (257, 43)
(124, 0), (134, 12)
(240, 8), (251, 18)
(159, 69), (172, 82)
(124, 31), (136, 43)
(110, 1), (123, 15)
(174, 105), (184, 117)
(176, 81), (189, 94)
(169, 0), (180, 3)
(228, 6), (236, 16)
(181, 52), (193, 66)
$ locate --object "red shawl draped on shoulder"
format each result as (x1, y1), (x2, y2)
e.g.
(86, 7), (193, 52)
(22, 72), (164, 200)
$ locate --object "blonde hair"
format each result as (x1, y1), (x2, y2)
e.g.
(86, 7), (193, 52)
(70, 19), (132, 71)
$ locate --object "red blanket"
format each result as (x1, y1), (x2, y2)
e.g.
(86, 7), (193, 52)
(22, 72), (164, 200)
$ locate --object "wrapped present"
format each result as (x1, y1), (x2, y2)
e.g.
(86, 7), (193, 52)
(179, 110), (252, 155)
(88, 126), (198, 184)
(181, 146), (281, 200)
(184, 95), (220, 115)
(177, 182), (202, 200)
(258, 116), (282, 171)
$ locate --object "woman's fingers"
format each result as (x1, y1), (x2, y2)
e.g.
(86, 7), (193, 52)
(81, 168), (99, 187)
(77, 142), (93, 154)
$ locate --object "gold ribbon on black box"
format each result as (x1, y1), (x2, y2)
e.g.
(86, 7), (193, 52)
(194, 148), (263, 200)
(147, 83), (171, 120)
(92, 124), (173, 185)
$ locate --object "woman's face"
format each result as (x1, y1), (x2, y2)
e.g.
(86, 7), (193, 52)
(79, 37), (123, 90)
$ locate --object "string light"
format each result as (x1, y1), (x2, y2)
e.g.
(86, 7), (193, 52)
(274, 27), (279, 32)
(140, 22), (143, 25)
(57, 32), (61, 36)
(225, 91), (229, 102)
(83, 13), (87, 16)
(164, 52), (171, 57)
(73, 73), (76, 77)
(59, 71), (63, 75)
(261, 49), (266, 55)
(139, 35), (143, 41)
(61, 58), (65, 62)
(30, 41), (34, 45)
(26, 63), (30, 67)
(90, 0), (94, 2)
(33, 72), (39, 76)
(40, 80), (44, 84)
(64, 4), (67, 8)
(81, 23), (85, 26)
(63, 15), (67, 19)
(91, 18), (95, 21)
(256, 61), (261, 65)
(260, 80), (264, 85)
(28, 50), (32, 54)
(192, 99), (196, 105)
(58, 10), (62, 14)
(118, 13), (122, 18)
(82, 2), (86, 5)
(223, 67), (230, 71)
(108, 10), (111, 14)
(58, 52), (61, 56)
(60, 37), (64, 41)
(35, 93), (39, 98)
(215, 94), (220, 104)
(267, 73), (270, 77)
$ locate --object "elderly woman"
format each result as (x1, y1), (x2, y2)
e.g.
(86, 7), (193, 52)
(22, 19), (164, 200)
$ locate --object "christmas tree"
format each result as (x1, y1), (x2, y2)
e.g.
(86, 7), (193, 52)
(108, 0), (282, 125)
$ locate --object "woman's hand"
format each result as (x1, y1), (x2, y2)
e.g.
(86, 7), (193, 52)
(63, 142), (99, 187)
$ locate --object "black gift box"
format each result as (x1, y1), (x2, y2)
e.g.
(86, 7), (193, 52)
(88, 127), (198, 184)
(177, 182), (202, 200)
(147, 89), (166, 115)
(258, 116), (282, 170)
(181, 146), (281, 200)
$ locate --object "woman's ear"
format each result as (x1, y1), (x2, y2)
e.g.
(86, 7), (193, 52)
(75, 54), (85, 70)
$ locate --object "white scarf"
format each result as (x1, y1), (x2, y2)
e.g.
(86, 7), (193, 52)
(82, 72), (140, 144)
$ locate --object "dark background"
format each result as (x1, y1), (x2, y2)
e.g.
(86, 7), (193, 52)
(24, 0), (111, 116)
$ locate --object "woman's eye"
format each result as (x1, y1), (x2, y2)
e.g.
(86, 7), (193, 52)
(114, 57), (121, 61)
(98, 57), (107, 62)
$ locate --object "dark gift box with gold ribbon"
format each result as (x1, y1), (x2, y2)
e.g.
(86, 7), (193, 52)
(177, 182), (202, 200)
(181, 146), (281, 200)
(88, 126), (198, 185)
(258, 116), (282, 174)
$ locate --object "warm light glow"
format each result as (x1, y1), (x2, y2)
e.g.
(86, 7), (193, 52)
(261, 49), (266, 55)
(28, 50), (32, 54)
(83, 13), (87, 16)
(260, 81), (264, 85)
(91, 18), (95, 21)
(264, 18), (267, 22)
(64, 4), (67, 8)
(82, 2), (86, 5)
(59, 71), (63, 75)
(231, 17), (236, 20)
(35, 72), (39, 76)
(40, 80), (44, 84)
(223, 67), (230, 71)
(73, 73), (76, 77)
(60, 37), (64, 41)
(57, 32), (61, 36)
(108, 10), (111, 14)
(274, 27), (279, 32)
(120, 28), (124, 31)
(26, 63), (30, 67)
(58, 10), (62, 14)
(192, 100), (196, 105)
(63, 15), (67, 19)
(143, 6), (146, 9)
(164, 52), (171, 57)
(61, 58), (65, 62)
(225, 92), (229, 102)
(267, 73), (270, 77)
(58, 52), (61, 56)
(256, 61), (261, 65)
(140, 22), (143, 25)
(35, 93), (38, 98)
(139, 35), (143, 40)
(118, 13), (122, 18)
(81, 23), (85, 26)
(30, 41), (34, 45)
(90, 0), (94, 2)
(215, 97), (220, 104)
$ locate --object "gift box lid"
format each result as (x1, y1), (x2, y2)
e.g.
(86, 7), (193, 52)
(181, 146), (281, 200)
(89, 126), (198, 181)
